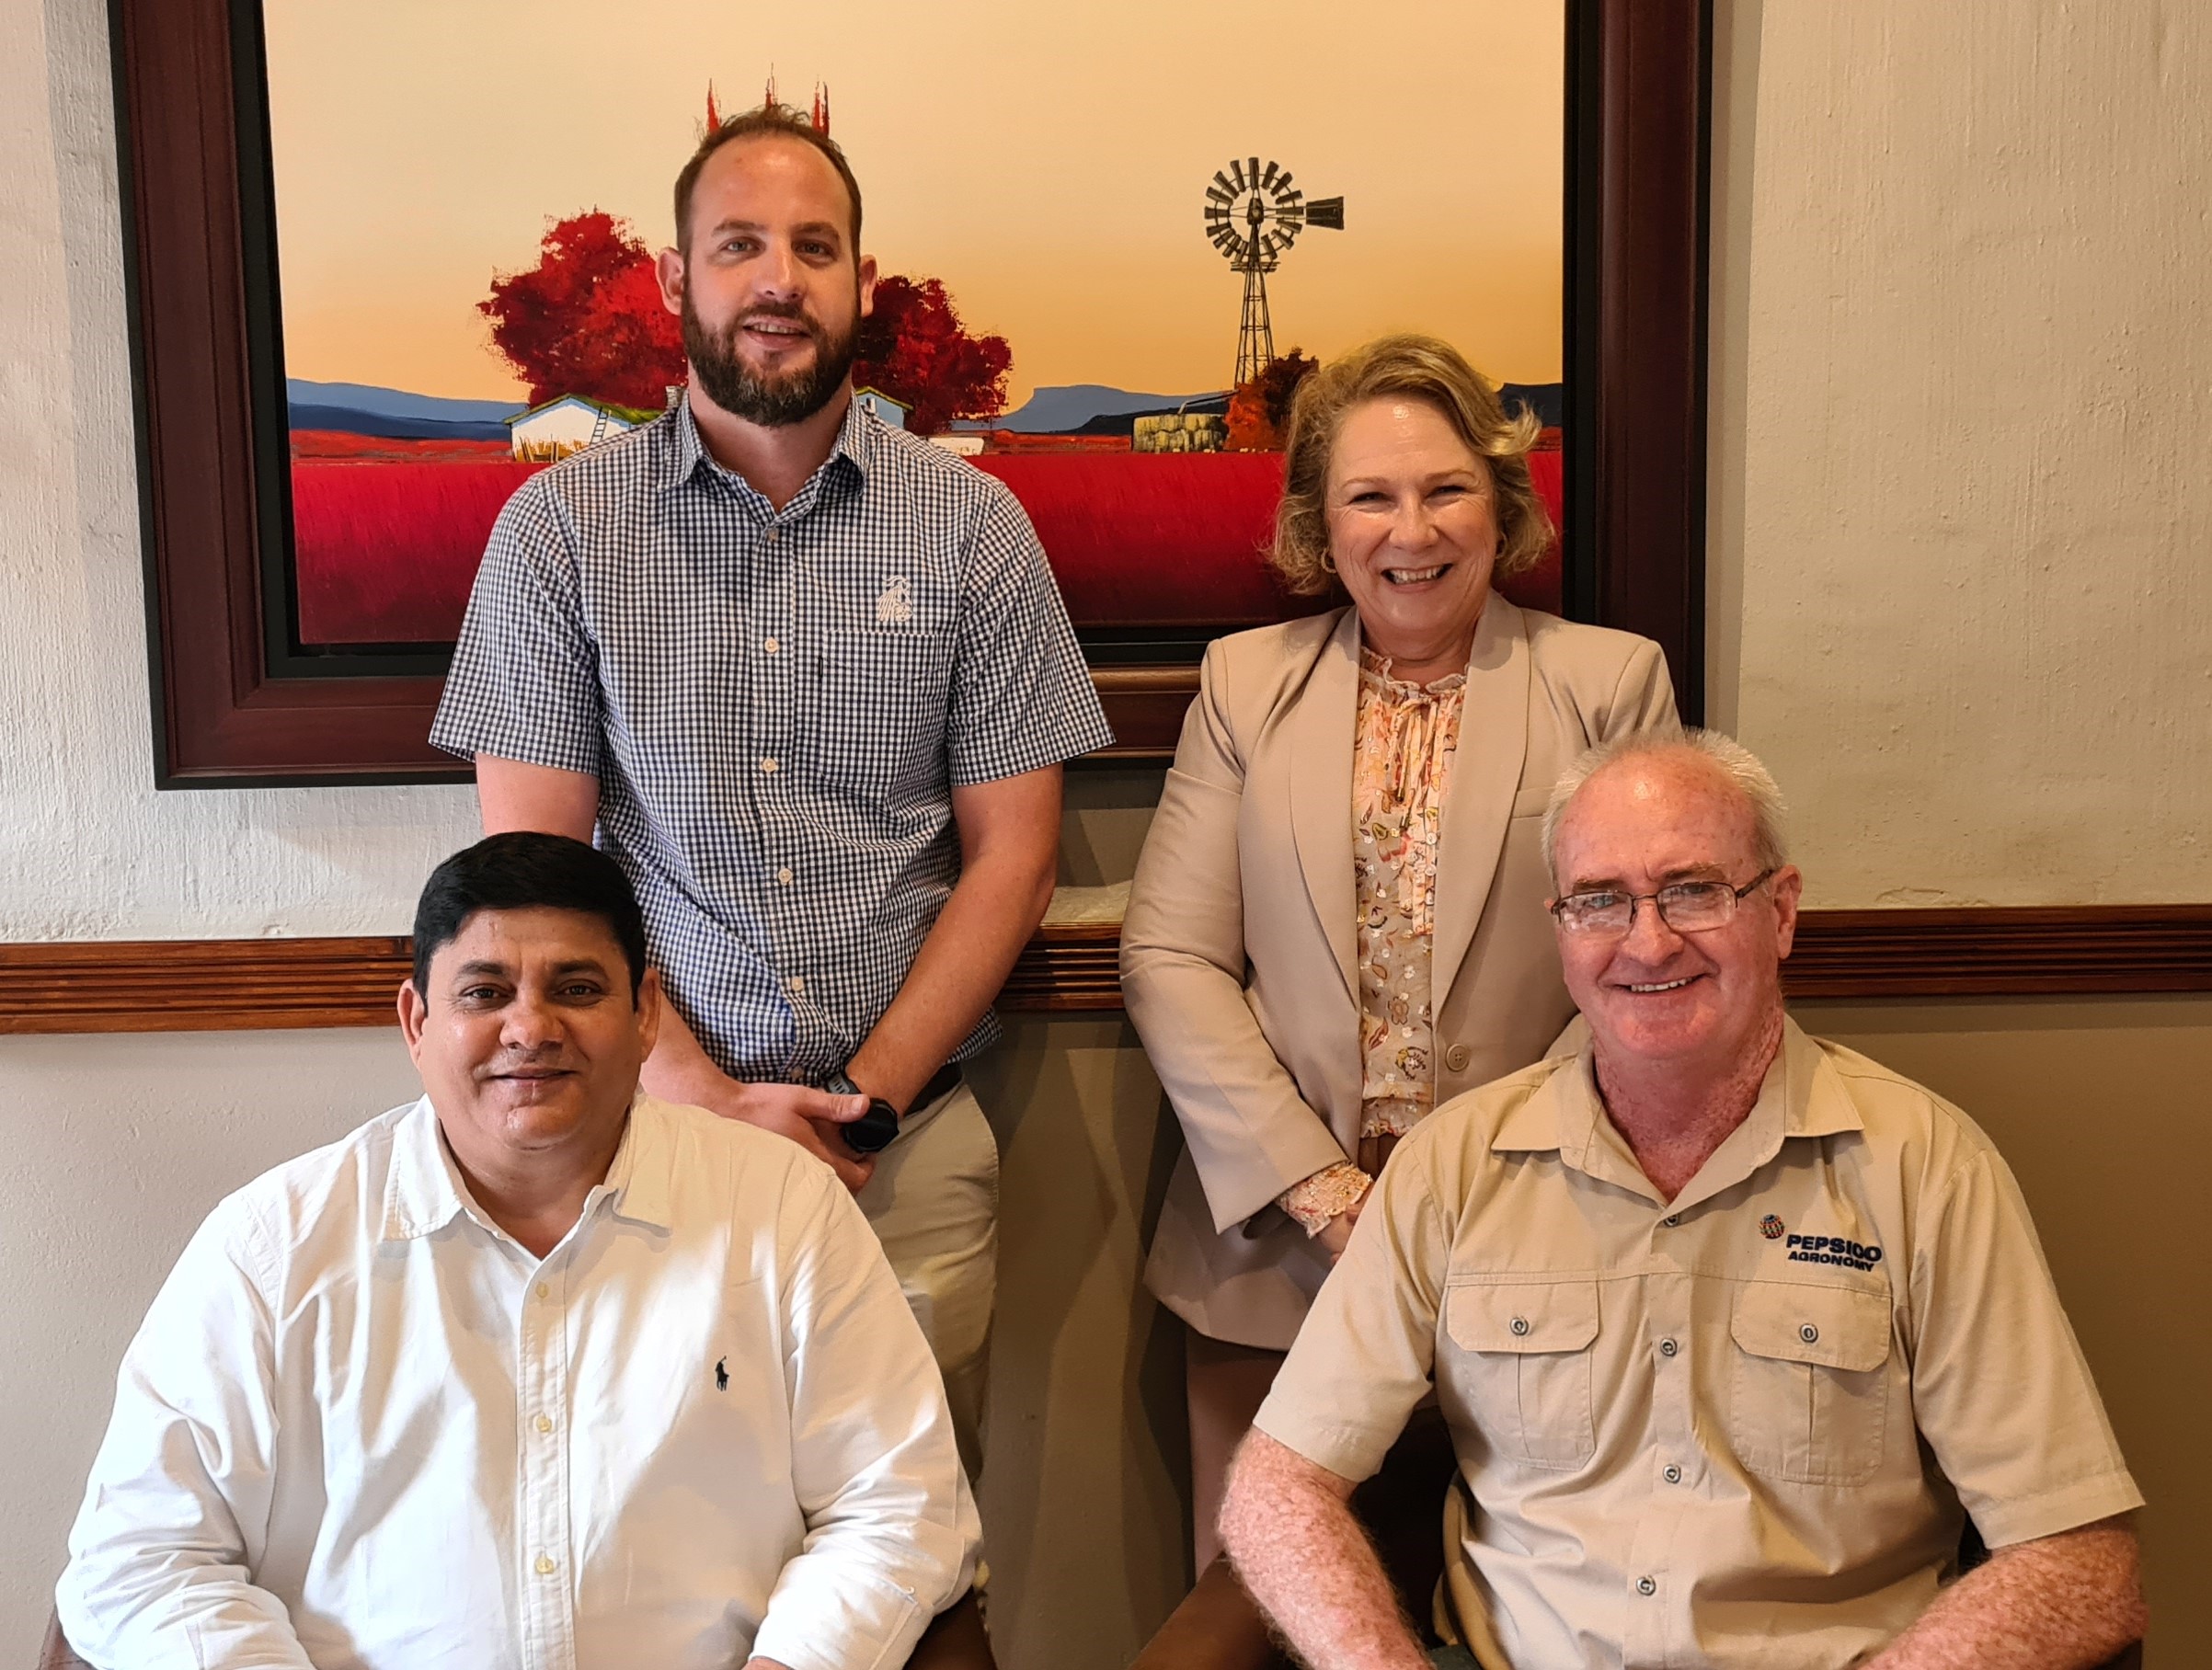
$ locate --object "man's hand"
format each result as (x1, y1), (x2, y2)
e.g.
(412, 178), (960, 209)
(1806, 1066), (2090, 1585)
(638, 995), (876, 1192)
(691, 1075), (877, 1194)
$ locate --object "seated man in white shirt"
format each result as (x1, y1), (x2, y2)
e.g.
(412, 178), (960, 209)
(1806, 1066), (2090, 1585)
(57, 831), (983, 1670)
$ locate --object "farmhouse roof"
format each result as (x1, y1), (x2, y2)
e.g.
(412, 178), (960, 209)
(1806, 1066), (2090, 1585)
(854, 385), (912, 414)
(505, 394), (660, 428)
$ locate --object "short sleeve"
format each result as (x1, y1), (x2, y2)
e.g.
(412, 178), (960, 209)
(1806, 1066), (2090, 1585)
(429, 479), (606, 777)
(943, 487), (1115, 786)
(1907, 1145), (2144, 1547)
(1252, 1138), (1449, 1482)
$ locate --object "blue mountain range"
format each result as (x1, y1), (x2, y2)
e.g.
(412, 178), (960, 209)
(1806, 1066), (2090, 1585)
(286, 379), (520, 440)
(992, 383), (1228, 434)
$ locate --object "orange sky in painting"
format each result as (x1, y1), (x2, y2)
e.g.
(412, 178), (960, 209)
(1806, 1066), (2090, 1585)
(265, 0), (1564, 406)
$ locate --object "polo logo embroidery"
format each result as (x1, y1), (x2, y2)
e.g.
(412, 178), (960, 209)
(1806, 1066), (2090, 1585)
(875, 575), (914, 626)
(1786, 1233), (1885, 1271)
(715, 1356), (728, 1391)
(1759, 1214), (1786, 1240)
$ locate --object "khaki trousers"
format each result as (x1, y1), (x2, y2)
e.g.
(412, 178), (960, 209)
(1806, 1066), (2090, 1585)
(856, 1080), (999, 1483)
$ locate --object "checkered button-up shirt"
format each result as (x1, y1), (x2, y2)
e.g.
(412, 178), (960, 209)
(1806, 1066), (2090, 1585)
(430, 400), (1113, 1082)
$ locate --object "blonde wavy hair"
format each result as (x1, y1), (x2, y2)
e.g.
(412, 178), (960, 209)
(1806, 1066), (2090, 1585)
(1270, 333), (1553, 597)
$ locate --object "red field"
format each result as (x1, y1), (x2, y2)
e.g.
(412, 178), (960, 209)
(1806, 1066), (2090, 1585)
(291, 447), (1563, 646)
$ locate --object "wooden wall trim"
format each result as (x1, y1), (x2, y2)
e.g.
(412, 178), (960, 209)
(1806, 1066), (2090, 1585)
(3, 908), (2208, 1035)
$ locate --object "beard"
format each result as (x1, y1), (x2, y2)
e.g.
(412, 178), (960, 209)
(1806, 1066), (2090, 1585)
(682, 293), (859, 428)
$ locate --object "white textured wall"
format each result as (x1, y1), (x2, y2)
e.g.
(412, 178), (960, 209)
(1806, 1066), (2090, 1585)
(1709, 2), (2212, 906)
(1, 0), (476, 943)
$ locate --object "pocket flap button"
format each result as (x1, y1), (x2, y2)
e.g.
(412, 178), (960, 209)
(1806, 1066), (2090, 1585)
(1509, 1316), (1530, 1336)
(1800, 1322), (1820, 1344)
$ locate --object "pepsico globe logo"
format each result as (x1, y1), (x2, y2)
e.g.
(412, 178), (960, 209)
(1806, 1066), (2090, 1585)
(1759, 1214), (1787, 1241)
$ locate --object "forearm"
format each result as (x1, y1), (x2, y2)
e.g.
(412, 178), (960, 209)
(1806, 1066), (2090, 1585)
(847, 832), (1054, 1111)
(1867, 1518), (2144, 1670)
(1219, 1432), (1429, 1670)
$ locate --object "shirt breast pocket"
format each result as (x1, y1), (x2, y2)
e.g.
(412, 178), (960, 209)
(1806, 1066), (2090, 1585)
(1443, 1278), (1600, 1470)
(802, 622), (957, 802)
(1728, 1281), (1895, 1485)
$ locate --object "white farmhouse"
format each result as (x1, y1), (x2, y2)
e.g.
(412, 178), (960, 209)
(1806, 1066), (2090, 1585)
(854, 386), (911, 429)
(507, 395), (652, 462)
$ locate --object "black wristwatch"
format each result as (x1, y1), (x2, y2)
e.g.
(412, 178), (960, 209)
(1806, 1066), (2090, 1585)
(824, 1069), (900, 1155)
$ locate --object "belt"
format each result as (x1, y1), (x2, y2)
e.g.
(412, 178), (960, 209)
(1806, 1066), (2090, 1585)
(912, 1059), (963, 1111)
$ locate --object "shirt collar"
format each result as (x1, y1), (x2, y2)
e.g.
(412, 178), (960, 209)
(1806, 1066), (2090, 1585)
(380, 1097), (475, 1242)
(1494, 1014), (1864, 1207)
(379, 1091), (677, 1242)
(658, 393), (875, 502)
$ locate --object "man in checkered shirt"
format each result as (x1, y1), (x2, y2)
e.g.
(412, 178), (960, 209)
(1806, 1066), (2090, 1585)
(431, 103), (1113, 1477)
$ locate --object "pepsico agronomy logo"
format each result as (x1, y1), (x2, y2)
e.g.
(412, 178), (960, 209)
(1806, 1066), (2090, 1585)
(1759, 1214), (1787, 1241)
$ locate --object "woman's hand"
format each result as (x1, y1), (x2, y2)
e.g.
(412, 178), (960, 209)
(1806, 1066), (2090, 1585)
(1314, 1185), (1372, 1264)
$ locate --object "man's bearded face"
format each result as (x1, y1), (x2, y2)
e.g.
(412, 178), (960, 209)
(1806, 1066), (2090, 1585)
(682, 290), (860, 429)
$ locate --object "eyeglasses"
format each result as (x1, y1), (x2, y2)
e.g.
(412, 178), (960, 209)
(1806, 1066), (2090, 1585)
(1548, 869), (1778, 937)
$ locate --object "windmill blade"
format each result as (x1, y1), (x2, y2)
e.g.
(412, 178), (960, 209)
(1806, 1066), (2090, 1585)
(1276, 170), (1297, 197)
(1276, 202), (1307, 231)
(1304, 196), (1347, 230)
(1227, 159), (1249, 191)
(1206, 185), (1234, 207)
(1212, 169), (1236, 199)
(1259, 159), (1281, 189)
(1246, 157), (1262, 192)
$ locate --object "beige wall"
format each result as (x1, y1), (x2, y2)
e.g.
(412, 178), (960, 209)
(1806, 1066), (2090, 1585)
(1707, 2), (2212, 907)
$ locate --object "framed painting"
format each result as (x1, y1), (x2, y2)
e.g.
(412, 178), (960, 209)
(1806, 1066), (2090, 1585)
(112, 0), (1707, 784)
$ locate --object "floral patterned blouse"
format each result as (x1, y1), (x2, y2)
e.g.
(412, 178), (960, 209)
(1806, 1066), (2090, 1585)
(1278, 646), (1467, 1235)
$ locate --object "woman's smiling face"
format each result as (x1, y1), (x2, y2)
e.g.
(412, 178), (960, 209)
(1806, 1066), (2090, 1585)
(1324, 396), (1501, 681)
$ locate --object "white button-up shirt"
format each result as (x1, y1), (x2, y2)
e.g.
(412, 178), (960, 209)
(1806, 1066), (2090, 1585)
(59, 1093), (980, 1670)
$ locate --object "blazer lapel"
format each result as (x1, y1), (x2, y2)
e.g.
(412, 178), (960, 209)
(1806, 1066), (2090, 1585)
(1433, 598), (1532, 1014)
(1286, 608), (1361, 1006)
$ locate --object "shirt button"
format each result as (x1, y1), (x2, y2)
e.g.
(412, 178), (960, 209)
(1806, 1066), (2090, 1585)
(535, 1553), (556, 1576)
(764, 527), (779, 544)
(534, 1282), (550, 1300)
(1800, 1322), (1820, 1344)
(1663, 1463), (1683, 1484)
(776, 867), (794, 885)
(1662, 1214), (1681, 1228)
(760, 756), (779, 774)
(1509, 1316), (1530, 1337)
(1658, 1337), (1679, 1357)
(534, 1413), (553, 1435)
(1443, 1044), (1472, 1073)
(787, 975), (806, 994)
(763, 636), (780, 655)
(1636, 1575), (1657, 1596)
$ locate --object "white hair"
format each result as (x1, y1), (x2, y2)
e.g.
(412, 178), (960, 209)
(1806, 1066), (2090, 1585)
(1540, 728), (1791, 886)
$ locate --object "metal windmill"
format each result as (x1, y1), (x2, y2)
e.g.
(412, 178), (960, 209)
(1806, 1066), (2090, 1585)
(1203, 157), (1345, 386)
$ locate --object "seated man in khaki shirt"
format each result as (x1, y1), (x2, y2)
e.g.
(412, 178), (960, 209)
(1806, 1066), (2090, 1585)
(1221, 731), (2145, 1670)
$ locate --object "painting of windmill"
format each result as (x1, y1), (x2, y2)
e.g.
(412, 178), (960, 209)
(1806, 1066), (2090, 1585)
(260, 0), (1566, 646)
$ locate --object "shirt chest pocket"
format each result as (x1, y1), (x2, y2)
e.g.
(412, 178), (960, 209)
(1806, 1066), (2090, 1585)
(798, 598), (957, 801)
(1728, 1281), (1895, 1485)
(1443, 1279), (1600, 1470)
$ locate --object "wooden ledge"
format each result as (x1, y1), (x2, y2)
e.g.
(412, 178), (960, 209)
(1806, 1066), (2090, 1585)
(2, 907), (2207, 1035)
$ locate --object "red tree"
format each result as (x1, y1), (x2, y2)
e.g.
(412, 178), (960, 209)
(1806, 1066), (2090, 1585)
(1226, 349), (1321, 451)
(852, 276), (1012, 435)
(480, 212), (685, 412)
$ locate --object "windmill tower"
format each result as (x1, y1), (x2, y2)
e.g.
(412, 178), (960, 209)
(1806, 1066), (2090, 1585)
(1203, 158), (1344, 386)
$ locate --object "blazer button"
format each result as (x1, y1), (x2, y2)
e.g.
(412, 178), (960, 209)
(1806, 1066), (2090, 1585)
(1444, 1044), (1472, 1073)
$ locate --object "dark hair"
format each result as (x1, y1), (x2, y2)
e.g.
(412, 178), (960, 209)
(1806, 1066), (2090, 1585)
(411, 833), (648, 1001)
(673, 103), (864, 253)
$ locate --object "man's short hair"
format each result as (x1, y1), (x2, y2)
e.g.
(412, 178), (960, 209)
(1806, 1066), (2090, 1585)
(411, 832), (648, 1000)
(1542, 728), (1792, 885)
(672, 102), (864, 253)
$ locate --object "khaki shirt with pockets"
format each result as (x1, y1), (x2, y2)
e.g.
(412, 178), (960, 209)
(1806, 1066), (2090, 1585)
(1255, 1018), (2142, 1669)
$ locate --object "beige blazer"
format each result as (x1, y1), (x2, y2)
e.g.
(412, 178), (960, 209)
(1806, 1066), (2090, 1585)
(1122, 600), (1679, 1349)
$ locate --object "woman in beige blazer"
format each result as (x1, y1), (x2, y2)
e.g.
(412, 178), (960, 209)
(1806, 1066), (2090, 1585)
(1121, 335), (1679, 1565)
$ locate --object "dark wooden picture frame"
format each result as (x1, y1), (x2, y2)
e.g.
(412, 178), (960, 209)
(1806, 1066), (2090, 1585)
(111, 0), (1710, 787)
